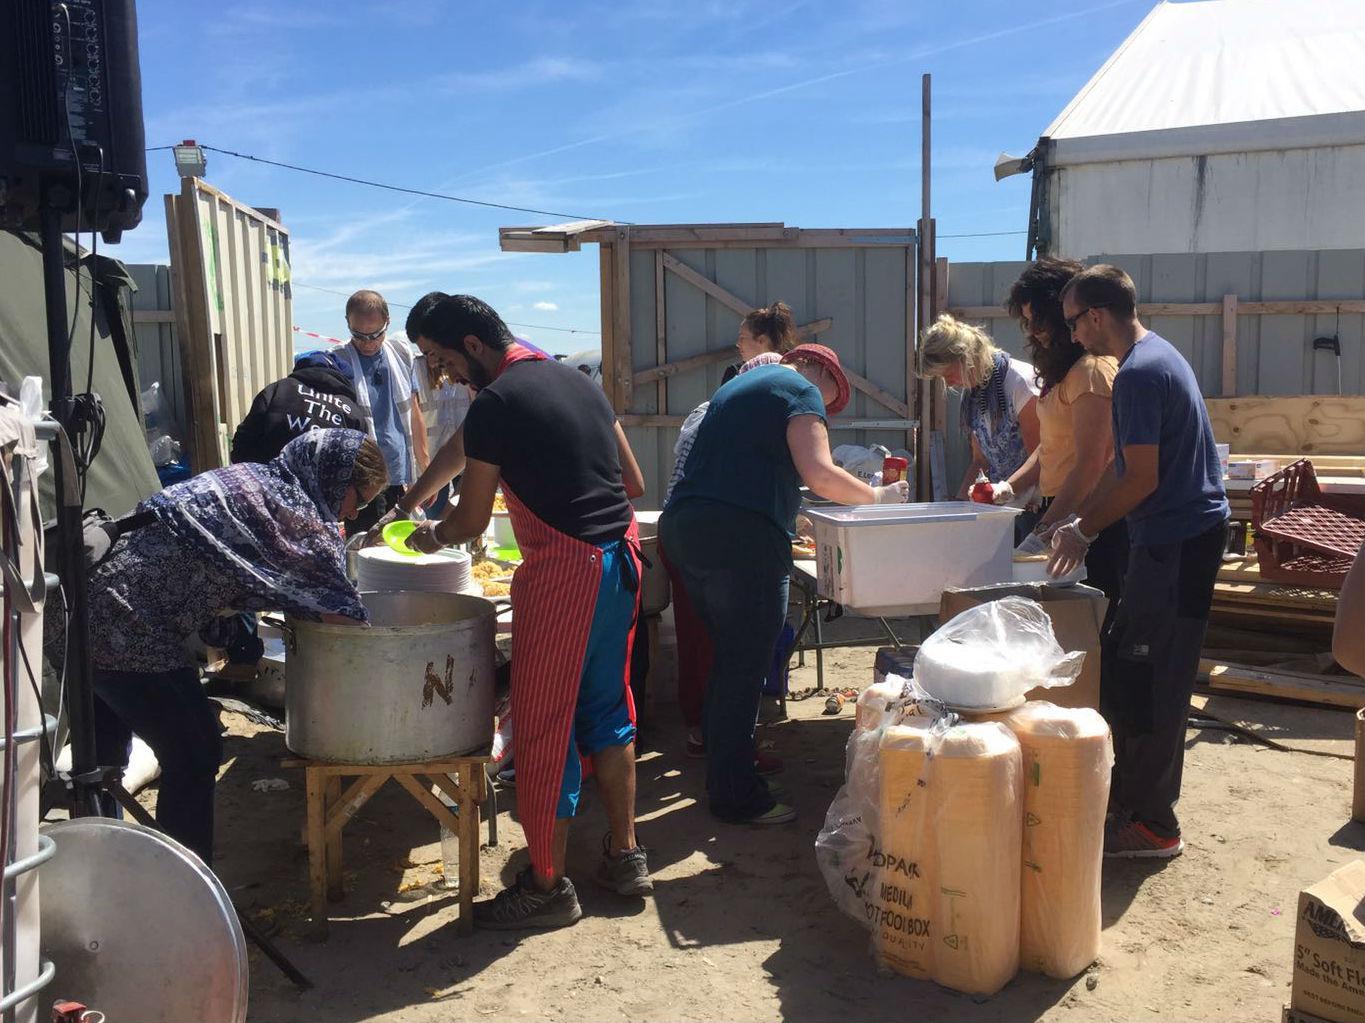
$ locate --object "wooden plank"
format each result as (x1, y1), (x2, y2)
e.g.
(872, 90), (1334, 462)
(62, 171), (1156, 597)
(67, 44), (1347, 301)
(394, 772), (462, 834)
(929, 430), (947, 501)
(457, 763), (479, 935)
(631, 317), (834, 386)
(305, 768), (328, 927)
(1206, 396), (1365, 454)
(598, 242), (616, 410)
(795, 316), (834, 339)
(661, 252), (751, 318)
(168, 186), (224, 472)
(131, 308), (176, 324)
(613, 230), (633, 413)
(1221, 294), (1238, 396)
(1202, 661), (1365, 710)
(844, 366), (911, 418)
(906, 246), (917, 466)
(324, 773), (388, 843)
(952, 300), (1365, 321)
(654, 250), (666, 416)
(325, 776), (343, 901)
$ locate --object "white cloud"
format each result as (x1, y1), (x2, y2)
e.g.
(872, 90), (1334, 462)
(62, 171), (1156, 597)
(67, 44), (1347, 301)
(532, 300), (559, 311)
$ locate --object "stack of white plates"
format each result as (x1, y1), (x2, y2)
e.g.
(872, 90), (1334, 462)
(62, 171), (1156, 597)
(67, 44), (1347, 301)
(356, 545), (482, 596)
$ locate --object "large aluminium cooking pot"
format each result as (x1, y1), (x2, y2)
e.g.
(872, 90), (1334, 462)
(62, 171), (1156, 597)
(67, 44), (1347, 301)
(284, 590), (496, 764)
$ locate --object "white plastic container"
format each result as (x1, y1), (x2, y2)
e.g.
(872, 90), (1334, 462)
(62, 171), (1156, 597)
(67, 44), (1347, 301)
(803, 502), (1020, 616)
(634, 510), (671, 616)
(490, 510), (518, 549)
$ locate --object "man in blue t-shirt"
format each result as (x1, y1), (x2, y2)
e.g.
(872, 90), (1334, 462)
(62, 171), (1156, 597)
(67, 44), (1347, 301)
(1047, 264), (1228, 861)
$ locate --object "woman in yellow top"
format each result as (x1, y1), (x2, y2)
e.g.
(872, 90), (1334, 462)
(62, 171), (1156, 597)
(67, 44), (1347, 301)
(1002, 258), (1129, 609)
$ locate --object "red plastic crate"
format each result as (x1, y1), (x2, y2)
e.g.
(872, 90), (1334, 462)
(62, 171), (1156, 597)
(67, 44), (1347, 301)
(1250, 459), (1365, 588)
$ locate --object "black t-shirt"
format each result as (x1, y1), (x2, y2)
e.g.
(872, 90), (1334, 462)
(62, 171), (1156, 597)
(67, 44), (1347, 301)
(229, 365), (366, 464)
(463, 357), (632, 544)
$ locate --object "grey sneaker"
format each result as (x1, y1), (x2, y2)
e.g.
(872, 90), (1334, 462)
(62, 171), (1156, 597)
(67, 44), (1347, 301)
(473, 868), (582, 930)
(745, 802), (797, 825)
(594, 835), (654, 896)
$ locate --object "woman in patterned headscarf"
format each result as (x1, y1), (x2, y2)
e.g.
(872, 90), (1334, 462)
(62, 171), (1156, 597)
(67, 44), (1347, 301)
(86, 428), (388, 864)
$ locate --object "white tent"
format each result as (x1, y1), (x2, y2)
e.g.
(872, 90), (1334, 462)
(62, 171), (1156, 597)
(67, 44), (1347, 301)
(1028, 0), (1365, 256)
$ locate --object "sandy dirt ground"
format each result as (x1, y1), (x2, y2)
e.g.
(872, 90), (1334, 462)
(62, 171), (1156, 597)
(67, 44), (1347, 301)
(189, 616), (1364, 1023)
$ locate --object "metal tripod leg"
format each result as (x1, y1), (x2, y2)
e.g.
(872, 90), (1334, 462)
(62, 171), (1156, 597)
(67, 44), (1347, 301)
(107, 783), (313, 990)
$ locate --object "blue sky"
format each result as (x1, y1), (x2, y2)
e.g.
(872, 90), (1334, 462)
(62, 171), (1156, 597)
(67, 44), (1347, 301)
(109, 0), (1154, 355)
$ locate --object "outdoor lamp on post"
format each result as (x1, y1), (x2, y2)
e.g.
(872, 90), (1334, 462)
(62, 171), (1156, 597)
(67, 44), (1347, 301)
(173, 138), (207, 178)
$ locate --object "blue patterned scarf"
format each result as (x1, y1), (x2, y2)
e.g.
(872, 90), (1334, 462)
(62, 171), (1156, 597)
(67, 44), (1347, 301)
(143, 429), (368, 622)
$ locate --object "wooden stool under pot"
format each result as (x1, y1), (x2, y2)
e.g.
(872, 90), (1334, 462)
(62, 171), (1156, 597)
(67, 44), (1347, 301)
(283, 755), (491, 937)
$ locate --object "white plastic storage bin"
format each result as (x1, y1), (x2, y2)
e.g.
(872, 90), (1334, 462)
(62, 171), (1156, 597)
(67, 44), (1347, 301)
(803, 502), (1020, 616)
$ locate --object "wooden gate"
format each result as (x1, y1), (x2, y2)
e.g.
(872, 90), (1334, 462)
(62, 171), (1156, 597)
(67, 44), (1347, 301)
(500, 221), (922, 509)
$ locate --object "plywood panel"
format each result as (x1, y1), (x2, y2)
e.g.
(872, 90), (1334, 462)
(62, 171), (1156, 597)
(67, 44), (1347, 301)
(1205, 396), (1365, 454)
(166, 177), (293, 471)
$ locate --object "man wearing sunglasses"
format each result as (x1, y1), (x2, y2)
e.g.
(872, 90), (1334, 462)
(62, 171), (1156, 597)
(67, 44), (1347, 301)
(332, 289), (426, 530)
(1046, 264), (1228, 862)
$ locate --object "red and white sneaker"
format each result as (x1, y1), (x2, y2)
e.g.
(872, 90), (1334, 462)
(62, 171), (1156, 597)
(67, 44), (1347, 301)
(1104, 820), (1184, 859)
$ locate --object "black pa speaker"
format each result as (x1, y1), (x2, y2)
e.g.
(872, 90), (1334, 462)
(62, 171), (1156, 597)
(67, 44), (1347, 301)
(0, 0), (148, 242)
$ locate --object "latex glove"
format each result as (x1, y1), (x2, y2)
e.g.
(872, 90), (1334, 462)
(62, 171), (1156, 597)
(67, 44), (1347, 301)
(990, 480), (1015, 505)
(404, 520), (447, 555)
(362, 505), (408, 548)
(1047, 520), (1094, 578)
(1014, 531), (1048, 556)
(1033, 513), (1075, 547)
(872, 481), (910, 505)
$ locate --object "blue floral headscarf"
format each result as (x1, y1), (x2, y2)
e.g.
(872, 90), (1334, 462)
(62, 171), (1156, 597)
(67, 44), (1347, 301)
(144, 429), (368, 622)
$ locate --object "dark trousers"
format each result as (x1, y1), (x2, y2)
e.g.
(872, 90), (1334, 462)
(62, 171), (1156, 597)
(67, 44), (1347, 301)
(661, 501), (788, 822)
(92, 666), (223, 865)
(1100, 519), (1228, 837)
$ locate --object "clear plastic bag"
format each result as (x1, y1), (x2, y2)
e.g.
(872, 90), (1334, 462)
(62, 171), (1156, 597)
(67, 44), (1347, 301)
(913, 596), (1084, 711)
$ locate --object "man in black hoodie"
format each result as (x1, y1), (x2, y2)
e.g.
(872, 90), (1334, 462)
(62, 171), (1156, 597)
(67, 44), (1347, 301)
(230, 351), (367, 464)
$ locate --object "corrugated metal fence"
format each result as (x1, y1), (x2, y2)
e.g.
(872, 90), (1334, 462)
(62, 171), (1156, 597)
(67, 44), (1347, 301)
(127, 263), (186, 445)
(944, 248), (1365, 488)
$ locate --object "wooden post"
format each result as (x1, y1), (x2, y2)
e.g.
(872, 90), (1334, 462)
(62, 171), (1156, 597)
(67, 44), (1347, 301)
(599, 242), (616, 410)
(613, 228), (634, 415)
(905, 244), (918, 493)
(655, 251), (667, 417)
(305, 767), (328, 931)
(325, 776), (343, 902)
(915, 73), (935, 502)
(1221, 293), (1238, 396)
(457, 762), (479, 936)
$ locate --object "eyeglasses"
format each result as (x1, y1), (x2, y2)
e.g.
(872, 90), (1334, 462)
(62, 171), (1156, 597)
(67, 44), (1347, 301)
(1064, 304), (1109, 332)
(350, 322), (389, 342)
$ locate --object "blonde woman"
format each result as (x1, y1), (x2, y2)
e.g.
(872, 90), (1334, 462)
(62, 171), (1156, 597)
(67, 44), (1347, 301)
(919, 314), (1040, 536)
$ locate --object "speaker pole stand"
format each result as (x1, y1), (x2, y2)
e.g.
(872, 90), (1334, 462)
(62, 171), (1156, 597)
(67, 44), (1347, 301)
(39, 194), (103, 818)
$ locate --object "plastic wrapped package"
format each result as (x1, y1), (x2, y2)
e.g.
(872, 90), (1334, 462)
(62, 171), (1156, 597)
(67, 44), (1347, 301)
(1002, 701), (1112, 978)
(816, 675), (916, 927)
(873, 717), (937, 978)
(930, 721), (1023, 996)
(915, 596), (1084, 711)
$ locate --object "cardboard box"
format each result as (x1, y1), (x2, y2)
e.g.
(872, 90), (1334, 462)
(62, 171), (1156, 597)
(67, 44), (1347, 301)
(1354, 709), (1364, 825)
(938, 583), (1108, 710)
(1286, 1006), (1343, 1023)
(1291, 860), (1365, 1023)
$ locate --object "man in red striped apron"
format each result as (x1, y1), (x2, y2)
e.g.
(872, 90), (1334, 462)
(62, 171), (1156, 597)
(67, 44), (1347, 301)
(406, 295), (652, 929)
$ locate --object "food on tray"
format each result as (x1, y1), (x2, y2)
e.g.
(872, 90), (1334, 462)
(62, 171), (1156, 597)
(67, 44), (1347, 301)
(792, 537), (816, 559)
(1012, 552), (1048, 563)
(472, 558), (513, 596)
(492, 492), (508, 512)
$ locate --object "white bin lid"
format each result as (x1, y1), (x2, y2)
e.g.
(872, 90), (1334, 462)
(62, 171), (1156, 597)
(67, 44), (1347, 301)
(804, 500), (1020, 528)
